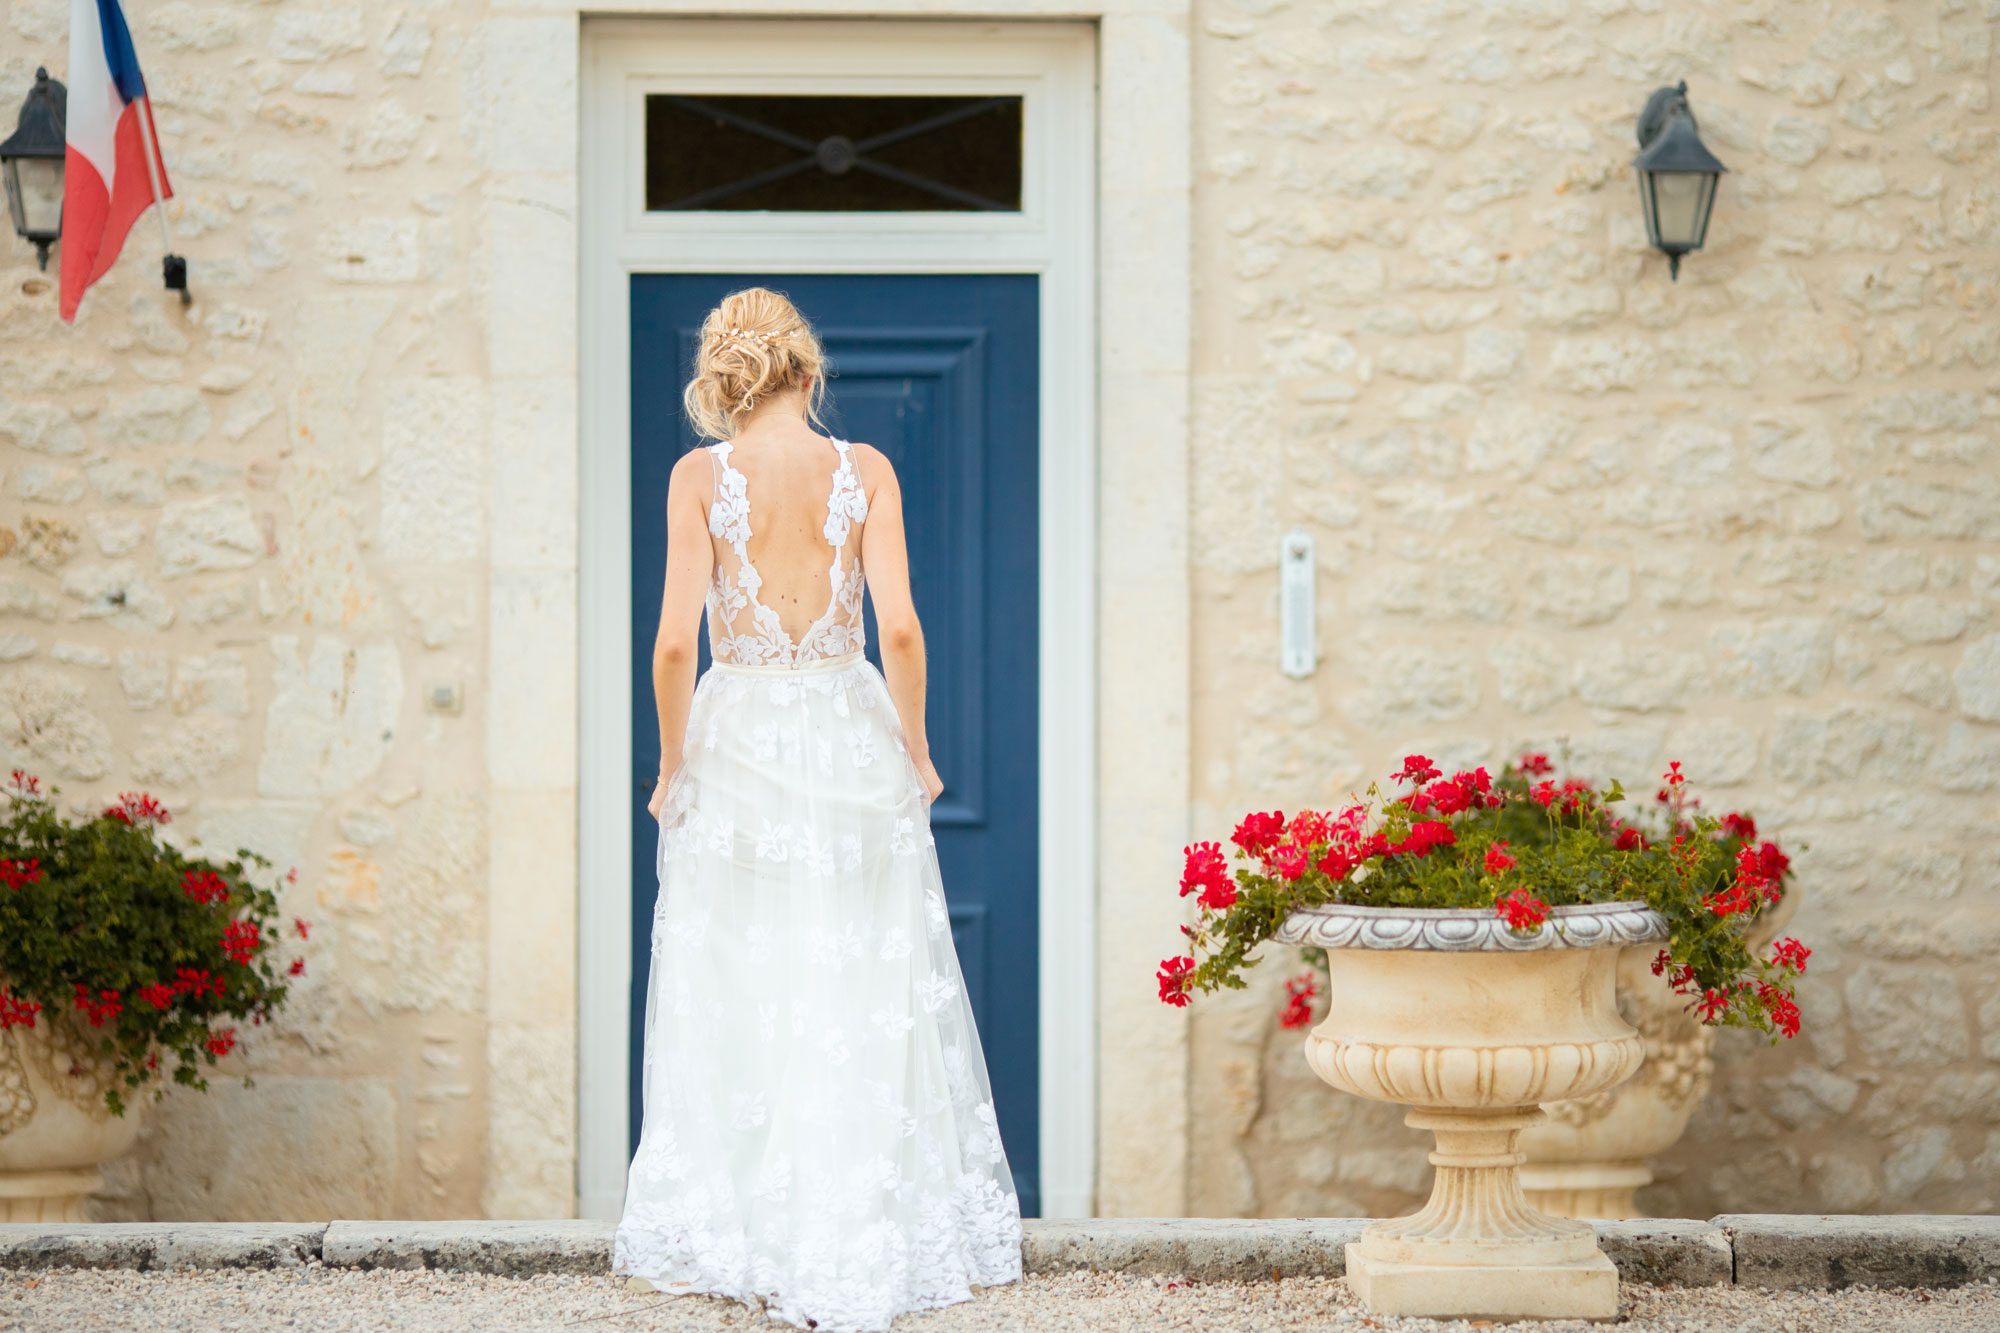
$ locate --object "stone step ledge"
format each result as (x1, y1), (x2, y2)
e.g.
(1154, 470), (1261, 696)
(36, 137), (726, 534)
(0, 1215), (1993, 1291)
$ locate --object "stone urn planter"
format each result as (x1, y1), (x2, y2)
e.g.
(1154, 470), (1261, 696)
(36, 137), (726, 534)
(0, 1017), (146, 1221)
(1519, 883), (1802, 1219)
(1276, 900), (1667, 1323)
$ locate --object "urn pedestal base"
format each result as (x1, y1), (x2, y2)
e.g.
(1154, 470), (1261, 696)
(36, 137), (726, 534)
(1346, 1248), (1617, 1323)
(0, 1167), (104, 1222)
(1343, 1107), (1619, 1322)
(1519, 1162), (1653, 1221)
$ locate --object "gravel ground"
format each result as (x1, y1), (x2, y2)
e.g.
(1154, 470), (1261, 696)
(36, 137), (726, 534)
(6, 1267), (1999, 1333)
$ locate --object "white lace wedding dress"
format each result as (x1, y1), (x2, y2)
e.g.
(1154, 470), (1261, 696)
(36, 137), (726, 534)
(612, 437), (1024, 1331)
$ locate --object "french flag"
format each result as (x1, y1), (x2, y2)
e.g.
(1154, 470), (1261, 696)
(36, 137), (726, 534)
(60, 0), (172, 323)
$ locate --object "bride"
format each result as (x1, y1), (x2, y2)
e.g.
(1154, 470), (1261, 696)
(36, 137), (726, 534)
(612, 287), (1024, 1330)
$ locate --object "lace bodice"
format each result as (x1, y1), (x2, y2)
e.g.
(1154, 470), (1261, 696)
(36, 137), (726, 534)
(705, 437), (870, 667)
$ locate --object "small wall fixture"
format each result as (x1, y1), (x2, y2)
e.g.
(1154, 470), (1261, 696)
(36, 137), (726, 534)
(1, 68), (66, 271)
(1633, 80), (1725, 281)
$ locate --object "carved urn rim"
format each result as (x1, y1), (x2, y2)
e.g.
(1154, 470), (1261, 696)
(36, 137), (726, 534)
(1276, 899), (1668, 953)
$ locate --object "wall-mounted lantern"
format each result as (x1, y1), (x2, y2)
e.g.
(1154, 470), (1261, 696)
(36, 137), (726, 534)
(1, 68), (66, 271)
(1634, 80), (1726, 281)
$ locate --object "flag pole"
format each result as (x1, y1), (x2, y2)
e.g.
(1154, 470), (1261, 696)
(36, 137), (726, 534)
(130, 99), (188, 305)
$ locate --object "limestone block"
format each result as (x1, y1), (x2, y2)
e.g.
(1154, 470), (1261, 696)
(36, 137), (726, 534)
(99, 387), (209, 449)
(380, 18), (432, 78)
(0, 669), (114, 778)
(1025, 1217), (1364, 1280)
(12, 463), (85, 504)
(257, 636), (403, 797)
(380, 378), (486, 565)
(1955, 633), (2000, 722)
(323, 1219), (609, 1274)
(482, 1024), (575, 1219)
(61, 563), (175, 630)
(142, 1079), (398, 1221)
(0, 399), (84, 454)
(86, 513), (147, 557)
(318, 219), (423, 284)
(132, 716), (241, 785)
(1721, 1214), (2000, 1290)
(1844, 961), (1971, 1066)
(0, 1222), (323, 1270)
(118, 649), (169, 711)
(155, 495), (263, 577)
(86, 461), (164, 506)
(270, 9), (366, 63)
(465, 19), (579, 175)
(50, 642), (108, 668)
(490, 378), (578, 569)
(171, 651), (251, 718)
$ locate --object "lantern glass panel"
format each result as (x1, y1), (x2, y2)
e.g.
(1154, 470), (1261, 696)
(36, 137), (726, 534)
(1650, 170), (1707, 249)
(4, 155), (62, 237)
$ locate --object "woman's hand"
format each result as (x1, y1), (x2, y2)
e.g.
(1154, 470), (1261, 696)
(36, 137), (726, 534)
(915, 759), (944, 805)
(648, 774), (673, 820)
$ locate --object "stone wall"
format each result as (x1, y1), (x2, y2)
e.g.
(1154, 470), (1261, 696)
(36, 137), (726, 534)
(0, 0), (574, 1219)
(1184, 0), (2000, 1217)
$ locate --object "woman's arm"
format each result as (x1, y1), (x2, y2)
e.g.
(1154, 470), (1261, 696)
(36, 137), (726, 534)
(649, 450), (716, 818)
(856, 447), (943, 803)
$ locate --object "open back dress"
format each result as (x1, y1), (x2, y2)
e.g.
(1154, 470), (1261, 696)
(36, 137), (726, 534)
(611, 435), (1024, 1332)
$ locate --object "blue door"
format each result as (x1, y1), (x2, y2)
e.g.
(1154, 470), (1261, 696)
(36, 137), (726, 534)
(628, 273), (1042, 1214)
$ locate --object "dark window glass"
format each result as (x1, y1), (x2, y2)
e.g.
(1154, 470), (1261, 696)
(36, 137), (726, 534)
(645, 94), (1023, 212)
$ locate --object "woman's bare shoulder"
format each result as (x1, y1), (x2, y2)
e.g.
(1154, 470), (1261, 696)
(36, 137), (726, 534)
(848, 441), (899, 491)
(667, 445), (714, 500)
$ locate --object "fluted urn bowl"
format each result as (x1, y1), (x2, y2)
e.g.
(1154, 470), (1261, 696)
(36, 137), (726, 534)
(1277, 900), (1668, 1323)
(0, 1019), (148, 1221)
(1519, 884), (1799, 1220)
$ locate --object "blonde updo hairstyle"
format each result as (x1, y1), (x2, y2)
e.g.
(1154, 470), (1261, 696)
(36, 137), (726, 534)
(682, 287), (832, 442)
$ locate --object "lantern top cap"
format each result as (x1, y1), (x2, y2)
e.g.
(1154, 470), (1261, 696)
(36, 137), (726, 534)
(1, 67), (67, 161)
(1634, 80), (1727, 175)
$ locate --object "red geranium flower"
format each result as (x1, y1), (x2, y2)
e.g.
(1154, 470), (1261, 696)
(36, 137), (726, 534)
(1396, 754), (1441, 786)
(1230, 811), (1287, 858)
(0, 858), (41, 890)
(181, 869), (230, 906)
(1757, 981), (1802, 1038)
(72, 985), (123, 1028)
(104, 792), (171, 825)
(1156, 955), (1196, 1007)
(1721, 811), (1757, 840)
(204, 1028), (237, 1057)
(289, 957), (306, 976)
(1179, 842), (1230, 899)
(1695, 988), (1731, 1023)
(174, 967), (226, 999)
(1496, 888), (1549, 932)
(7, 769), (41, 796)
(1530, 780), (1558, 808)
(221, 920), (262, 965)
(0, 989), (41, 1030)
(1483, 840), (1516, 875)
(1612, 825), (1644, 851)
(1517, 752), (1553, 776)
(1278, 972), (1319, 1030)
(1768, 937), (1811, 974)
(1394, 820), (1456, 858)
(294, 918), (311, 940)
(138, 982), (176, 1011)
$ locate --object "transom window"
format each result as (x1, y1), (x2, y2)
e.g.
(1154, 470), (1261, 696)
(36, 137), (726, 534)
(644, 94), (1024, 212)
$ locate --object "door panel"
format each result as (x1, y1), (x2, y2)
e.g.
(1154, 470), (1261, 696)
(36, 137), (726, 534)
(627, 273), (1041, 1213)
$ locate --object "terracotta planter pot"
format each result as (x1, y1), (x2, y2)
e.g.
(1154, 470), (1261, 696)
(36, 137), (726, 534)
(1278, 900), (1667, 1323)
(1520, 884), (1802, 1220)
(0, 1017), (146, 1221)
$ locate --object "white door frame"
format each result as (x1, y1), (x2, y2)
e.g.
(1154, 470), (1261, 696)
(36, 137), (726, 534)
(577, 17), (1099, 1220)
